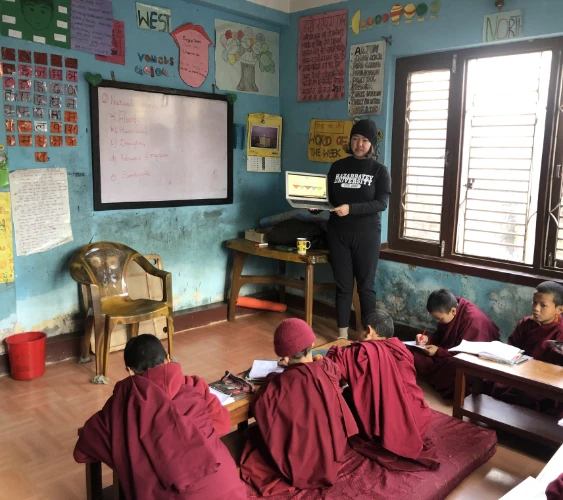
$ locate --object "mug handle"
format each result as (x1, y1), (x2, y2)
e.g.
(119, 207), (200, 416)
(305, 241), (311, 249)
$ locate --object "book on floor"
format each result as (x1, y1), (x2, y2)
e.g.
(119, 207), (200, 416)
(449, 340), (524, 365)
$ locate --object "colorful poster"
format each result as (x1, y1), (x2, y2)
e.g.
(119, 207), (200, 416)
(215, 19), (279, 97)
(70, 0), (113, 55)
(10, 168), (73, 256)
(483, 10), (523, 43)
(0, 192), (14, 284)
(348, 41), (386, 116)
(171, 24), (212, 88)
(0, 0), (71, 48)
(136, 2), (171, 32)
(308, 119), (352, 162)
(96, 20), (126, 65)
(298, 9), (347, 102)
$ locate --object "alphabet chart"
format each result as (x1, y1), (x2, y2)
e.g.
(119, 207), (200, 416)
(2, 47), (79, 162)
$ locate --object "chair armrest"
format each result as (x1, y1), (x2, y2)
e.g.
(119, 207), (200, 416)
(133, 256), (172, 307)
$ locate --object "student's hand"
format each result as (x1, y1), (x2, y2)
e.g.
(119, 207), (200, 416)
(424, 345), (439, 357)
(313, 354), (323, 361)
(416, 334), (428, 345)
(277, 358), (289, 367)
(331, 204), (350, 217)
(548, 343), (563, 356)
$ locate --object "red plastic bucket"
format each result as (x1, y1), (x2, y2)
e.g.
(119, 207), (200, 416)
(5, 332), (47, 381)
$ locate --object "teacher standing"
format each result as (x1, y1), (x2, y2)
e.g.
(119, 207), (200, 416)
(327, 119), (391, 339)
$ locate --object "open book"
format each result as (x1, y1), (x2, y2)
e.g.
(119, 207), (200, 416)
(449, 340), (524, 365)
(248, 359), (284, 380)
(209, 387), (235, 406)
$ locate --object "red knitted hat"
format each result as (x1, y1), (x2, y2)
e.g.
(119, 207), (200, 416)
(274, 318), (316, 358)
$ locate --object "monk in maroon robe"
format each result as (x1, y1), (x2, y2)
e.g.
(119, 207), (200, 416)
(546, 472), (563, 500)
(413, 289), (500, 398)
(326, 309), (438, 471)
(492, 281), (563, 414)
(74, 335), (246, 500)
(240, 318), (358, 496)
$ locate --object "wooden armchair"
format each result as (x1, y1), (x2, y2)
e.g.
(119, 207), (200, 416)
(70, 242), (174, 384)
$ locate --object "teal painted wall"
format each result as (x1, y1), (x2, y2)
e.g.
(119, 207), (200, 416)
(0, 0), (287, 351)
(279, 0), (563, 339)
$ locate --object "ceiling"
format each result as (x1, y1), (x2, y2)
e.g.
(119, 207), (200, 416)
(246, 0), (346, 14)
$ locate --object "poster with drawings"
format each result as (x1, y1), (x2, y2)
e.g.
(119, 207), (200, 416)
(215, 19), (279, 97)
(348, 41), (386, 116)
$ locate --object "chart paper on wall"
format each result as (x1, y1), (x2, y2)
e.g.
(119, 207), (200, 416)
(348, 41), (386, 116)
(0, 193), (14, 284)
(10, 168), (73, 256)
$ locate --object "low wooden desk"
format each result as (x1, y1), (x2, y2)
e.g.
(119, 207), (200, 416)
(226, 239), (361, 329)
(81, 339), (350, 499)
(453, 353), (563, 447)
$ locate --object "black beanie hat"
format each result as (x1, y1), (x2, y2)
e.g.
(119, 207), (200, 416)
(350, 119), (377, 145)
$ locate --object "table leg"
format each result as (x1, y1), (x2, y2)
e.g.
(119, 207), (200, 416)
(279, 261), (286, 304)
(228, 251), (248, 322)
(238, 420), (249, 432)
(452, 366), (466, 419)
(352, 280), (361, 332)
(86, 462), (102, 500)
(304, 264), (314, 327)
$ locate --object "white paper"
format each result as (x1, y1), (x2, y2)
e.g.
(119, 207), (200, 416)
(348, 41), (386, 116)
(537, 444), (563, 489)
(402, 340), (427, 350)
(499, 477), (545, 500)
(215, 19), (279, 97)
(248, 359), (284, 379)
(10, 168), (73, 256)
(209, 387), (235, 406)
(449, 340), (522, 362)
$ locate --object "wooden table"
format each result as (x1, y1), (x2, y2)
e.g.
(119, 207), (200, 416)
(452, 353), (563, 447)
(226, 239), (361, 329)
(81, 339), (350, 499)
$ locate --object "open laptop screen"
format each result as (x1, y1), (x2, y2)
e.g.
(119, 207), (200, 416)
(287, 173), (327, 200)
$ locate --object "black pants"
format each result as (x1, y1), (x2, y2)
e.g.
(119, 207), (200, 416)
(327, 227), (381, 328)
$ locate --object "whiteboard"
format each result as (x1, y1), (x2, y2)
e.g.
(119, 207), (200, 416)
(90, 81), (233, 210)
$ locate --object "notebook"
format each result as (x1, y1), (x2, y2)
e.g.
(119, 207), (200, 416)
(248, 359), (284, 380)
(286, 171), (333, 210)
(402, 340), (427, 350)
(449, 340), (524, 365)
(209, 387), (235, 406)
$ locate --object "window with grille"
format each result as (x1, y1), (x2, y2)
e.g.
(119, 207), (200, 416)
(389, 38), (563, 277)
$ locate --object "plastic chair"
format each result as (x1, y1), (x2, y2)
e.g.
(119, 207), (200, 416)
(70, 242), (173, 384)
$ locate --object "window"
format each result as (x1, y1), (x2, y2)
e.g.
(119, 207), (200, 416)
(389, 39), (563, 279)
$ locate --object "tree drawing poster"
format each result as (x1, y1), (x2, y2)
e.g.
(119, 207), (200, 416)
(1, 0), (71, 49)
(215, 19), (279, 97)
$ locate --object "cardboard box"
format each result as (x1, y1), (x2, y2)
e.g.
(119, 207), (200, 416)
(245, 229), (268, 244)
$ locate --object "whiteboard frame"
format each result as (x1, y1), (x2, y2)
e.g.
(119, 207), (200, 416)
(89, 80), (233, 211)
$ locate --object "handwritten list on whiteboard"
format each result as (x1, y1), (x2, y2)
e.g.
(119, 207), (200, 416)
(10, 168), (73, 256)
(298, 9), (347, 102)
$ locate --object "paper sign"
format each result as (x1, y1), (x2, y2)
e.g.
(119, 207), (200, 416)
(171, 24), (212, 88)
(0, 0), (70, 48)
(483, 9), (523, 43)
(247, 113), (282, 158)
(298, 9), (347, 102)
(215, 19), (279, 97)
(96, 20), (126, 65)
(0, 193), (14, 284)
(10, 168), (73, 256)
(308, 119), (352, 162)
(71, 0), (113, 55)
(136, 3), (171, 32)
(348, 41), (386, 116)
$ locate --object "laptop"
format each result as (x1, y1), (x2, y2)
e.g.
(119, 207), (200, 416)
(286, 171), (333, 210)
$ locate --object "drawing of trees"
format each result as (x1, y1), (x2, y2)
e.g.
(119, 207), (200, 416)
(220, 27), (275, 93)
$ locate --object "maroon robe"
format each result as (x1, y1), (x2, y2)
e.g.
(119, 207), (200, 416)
(74, 362), (246, 500)
(492, 315), (563, 414)
(326, 338), (438, 471)
(413, 297), (500, 398)
(546, 472), (563, 500)
(239, 357), (358, 496)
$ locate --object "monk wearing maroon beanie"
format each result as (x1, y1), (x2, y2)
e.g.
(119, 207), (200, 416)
(240, 318), (358, 496)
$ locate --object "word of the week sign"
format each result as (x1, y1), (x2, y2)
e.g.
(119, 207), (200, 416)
(136, 2), (171, 33)
(308, 119), (352, 162)
(483, 9), (523, 43)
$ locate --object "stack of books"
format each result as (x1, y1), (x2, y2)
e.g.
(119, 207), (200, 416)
(449, 340), (527, 365)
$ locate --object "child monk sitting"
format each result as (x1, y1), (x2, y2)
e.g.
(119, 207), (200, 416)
(492, 281), (563, 413)
(240, 318), (358, 496)
(326, 310), (439, 471)
(74, 334), (246, 500)
(413, 289), (499, 398)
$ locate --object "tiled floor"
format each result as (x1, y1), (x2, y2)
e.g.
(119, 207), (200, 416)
(0, 310), (552, 499)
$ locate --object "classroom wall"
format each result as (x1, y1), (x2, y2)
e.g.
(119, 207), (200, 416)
(0, 0), (287, 353)
(279, 0), (563, 339)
